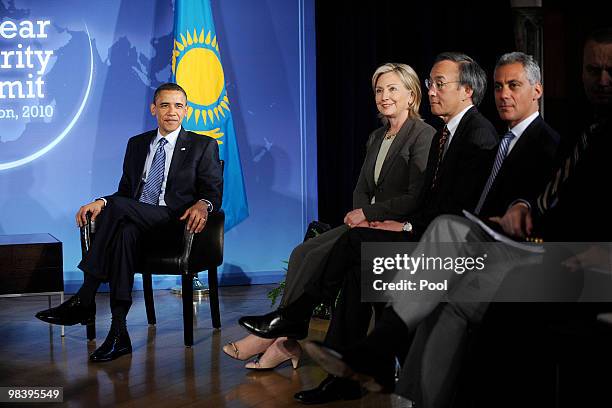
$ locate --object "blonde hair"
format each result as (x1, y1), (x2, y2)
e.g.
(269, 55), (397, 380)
(371, 63), (422, 121)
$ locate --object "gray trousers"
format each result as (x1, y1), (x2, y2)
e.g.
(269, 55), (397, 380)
(388, 215), (539, 408)
(281, 224), (350, 307)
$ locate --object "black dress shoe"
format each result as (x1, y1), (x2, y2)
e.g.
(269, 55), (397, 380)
(239, 310), (309, 339)
(89, 328), (132, 362)
(294, 375), (364, 404)
(303, 341), (395, 393)
(35, 295), (95, 326)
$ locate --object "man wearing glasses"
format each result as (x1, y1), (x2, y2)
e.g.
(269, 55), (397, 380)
(304, 31), (612, 406)
(239, 52), (500, 404)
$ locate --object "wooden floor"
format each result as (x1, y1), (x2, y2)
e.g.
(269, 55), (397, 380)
(0, 285), (407, 407)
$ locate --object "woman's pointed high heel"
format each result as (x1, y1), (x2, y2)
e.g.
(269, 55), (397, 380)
(244, 337), (302, 370)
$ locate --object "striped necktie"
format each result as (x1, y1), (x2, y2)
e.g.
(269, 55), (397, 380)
(475, 130), (515, 214)
(536, 129), (589, 214)
(431, 125), (450, 189)
(139, 138), (168, 205)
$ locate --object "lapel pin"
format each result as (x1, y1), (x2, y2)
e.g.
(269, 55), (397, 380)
(180, 147), (186, 151)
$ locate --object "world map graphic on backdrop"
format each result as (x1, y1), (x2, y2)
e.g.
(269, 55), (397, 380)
(0, 0), (318, 288)
(0, 0), (171, 171)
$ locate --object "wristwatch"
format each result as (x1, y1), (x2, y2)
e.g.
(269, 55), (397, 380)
(402, 222), (413, 233)
(199, 199), (213, 212)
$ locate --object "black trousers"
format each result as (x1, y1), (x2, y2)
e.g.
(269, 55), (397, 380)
(303, 227), (411, 350)
(78, 196), (172, 303)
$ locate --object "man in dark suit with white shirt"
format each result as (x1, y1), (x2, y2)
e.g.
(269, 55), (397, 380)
(475, 52), (559, 216)
(36, 83), (223, 362)
(393, 51), (560, 408)
(238, 52), (500, 404)
(294, 51), (560, 406)
(305, 31), (611, 406)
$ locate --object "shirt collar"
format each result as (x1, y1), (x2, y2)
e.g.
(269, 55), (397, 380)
(445, 104), (474, 137)
(508, 111), (539, 138)
(153, 126), (181, 148)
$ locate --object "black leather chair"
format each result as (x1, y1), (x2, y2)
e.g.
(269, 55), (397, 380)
(79, 207), (224, 347)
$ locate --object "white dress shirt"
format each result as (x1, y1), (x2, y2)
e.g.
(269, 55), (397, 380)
(506, 111), (539, 154)
(443, 104), (474, 156)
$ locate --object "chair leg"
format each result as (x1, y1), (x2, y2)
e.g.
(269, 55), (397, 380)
(82, 271), (96, 340)
(86, 322), (95, 340)
(208, 267), (221, 329)
(143, 273), (156, 325)
(182, 274), (194, 347)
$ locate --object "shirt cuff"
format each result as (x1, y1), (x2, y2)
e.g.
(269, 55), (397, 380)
(509, 199), (530, 212)
(96, 197), (108, 207)
(199, 199), (213, 212)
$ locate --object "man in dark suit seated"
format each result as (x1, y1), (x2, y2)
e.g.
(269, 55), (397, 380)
(304, 28), (611, 407)
(387, 51), (560, 408)
(293, 51), (559, 405)
(239, 52), (500, 403)
(36, 83), (223, 362)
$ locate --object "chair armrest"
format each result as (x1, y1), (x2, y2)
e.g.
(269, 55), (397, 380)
(180, 224), (195, 271)
(78, 209), (224, 275)
(79, 213), (96, 257)
(182, 210), (225, 273)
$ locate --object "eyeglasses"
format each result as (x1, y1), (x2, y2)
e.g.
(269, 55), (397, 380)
(425, 79), (460, 91)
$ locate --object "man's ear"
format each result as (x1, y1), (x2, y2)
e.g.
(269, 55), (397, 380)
(463, 85), (474, 102)
(533, 82), (543, 101)
(150, 103), (156, 116)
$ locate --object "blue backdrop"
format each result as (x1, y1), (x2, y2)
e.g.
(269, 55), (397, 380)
(0, 0), (317, 290)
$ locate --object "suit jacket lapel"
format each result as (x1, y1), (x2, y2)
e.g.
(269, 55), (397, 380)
(376, 119), (416, 185)
(132, 130), (157, 198)
(421, 127), (443, 191)
(506, 115), (541, 162)
(433, 107), (479, 186)
(135, 130), (157, 174)
(362, 128), (385, 191)
(443, 106), (475, 162)
(494, 115), (541, 182)
(167, 127), (191, 184)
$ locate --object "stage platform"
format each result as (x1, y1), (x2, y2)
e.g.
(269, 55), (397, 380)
(0, 284), (404, 407)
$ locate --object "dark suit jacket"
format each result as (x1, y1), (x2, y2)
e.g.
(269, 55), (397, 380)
(111, 127), (223, 215)
(458, 120), (612, 407)
(394, 116), (560, 407)
(353, 118), (436, 221)
(478, 115), (560, 217)
(411, 106), (499, 236)
(535, 119), (612, 242)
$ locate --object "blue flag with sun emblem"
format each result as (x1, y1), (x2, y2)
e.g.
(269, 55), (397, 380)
(172, 0), (248, 230)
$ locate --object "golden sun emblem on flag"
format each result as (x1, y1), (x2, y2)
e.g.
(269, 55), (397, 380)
(172, 28), (230, 143)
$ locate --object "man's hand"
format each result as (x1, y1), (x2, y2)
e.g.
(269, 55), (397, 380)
(368, 220), (404, 232)
(180, 201), (209, 233)
(562, 245), (611, 272)
(76, 200), (105, 227)
(489, 202), (532, 239)
(344, 208), (366, 227)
